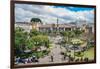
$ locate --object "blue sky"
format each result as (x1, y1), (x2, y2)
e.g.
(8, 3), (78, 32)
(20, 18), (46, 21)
(15, 4), (94, 24)
(66, 7), (93, 11)
(53, 6), (94, 11)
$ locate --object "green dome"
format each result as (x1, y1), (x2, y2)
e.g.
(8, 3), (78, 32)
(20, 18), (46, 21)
(30, 18), (42, 24)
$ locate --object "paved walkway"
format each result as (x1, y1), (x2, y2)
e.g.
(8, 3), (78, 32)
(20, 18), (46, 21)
(17, 36), (69, 65)
(38, 36), (68, 64)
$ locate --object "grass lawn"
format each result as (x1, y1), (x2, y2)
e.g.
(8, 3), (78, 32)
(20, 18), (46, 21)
(84, 47), (94, 60)
(65, 47), (95, 60)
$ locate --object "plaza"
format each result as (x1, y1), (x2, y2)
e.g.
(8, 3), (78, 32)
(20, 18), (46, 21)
(15, 18), (95, 65)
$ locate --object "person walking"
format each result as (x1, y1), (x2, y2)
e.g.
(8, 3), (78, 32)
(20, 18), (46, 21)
(51, 55), (53, 62)
(64, 55), (66, 60)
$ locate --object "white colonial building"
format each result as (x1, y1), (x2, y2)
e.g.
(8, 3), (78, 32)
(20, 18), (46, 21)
(15, 22), (94, 34)
(15, 22), (77, 32)
(15, 22), (32, 32)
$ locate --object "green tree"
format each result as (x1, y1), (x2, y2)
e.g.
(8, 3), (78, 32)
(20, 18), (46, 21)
(29, 29), (40, 37)
(33, 35), (49, 47)
(26, 38), (36, 50)
(60, 31), (75, 44)
(26, 35), (50, 58)
(15, 27), (28, 57)
(26, 35), (50, 51)
(73, 29), (83, 37)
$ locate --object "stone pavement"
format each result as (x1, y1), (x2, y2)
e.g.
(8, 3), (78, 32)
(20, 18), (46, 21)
(37, 36), (69, 64)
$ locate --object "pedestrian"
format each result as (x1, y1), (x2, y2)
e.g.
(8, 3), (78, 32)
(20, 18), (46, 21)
(51, 55), (53, 62)
(80, 57), (83, 62)
(64, 55), (66, 60)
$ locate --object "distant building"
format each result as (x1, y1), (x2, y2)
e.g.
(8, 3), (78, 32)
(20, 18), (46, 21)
(15, 22), (94, 34)
(15, 22), (32, 32)
(38, 24), (76, 32)
(80, 24), (94, 34)
(15, 22), (77, 32)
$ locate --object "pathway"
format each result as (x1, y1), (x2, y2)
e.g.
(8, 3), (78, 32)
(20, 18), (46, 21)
(38, 36), (68, 64)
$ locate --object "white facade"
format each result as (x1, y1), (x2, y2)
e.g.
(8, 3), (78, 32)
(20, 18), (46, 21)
(15, 22), (32, 32)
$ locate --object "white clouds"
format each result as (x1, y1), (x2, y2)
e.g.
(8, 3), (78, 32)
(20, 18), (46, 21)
(15, 4), (94, 24)
(75, 10), (94, 22)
